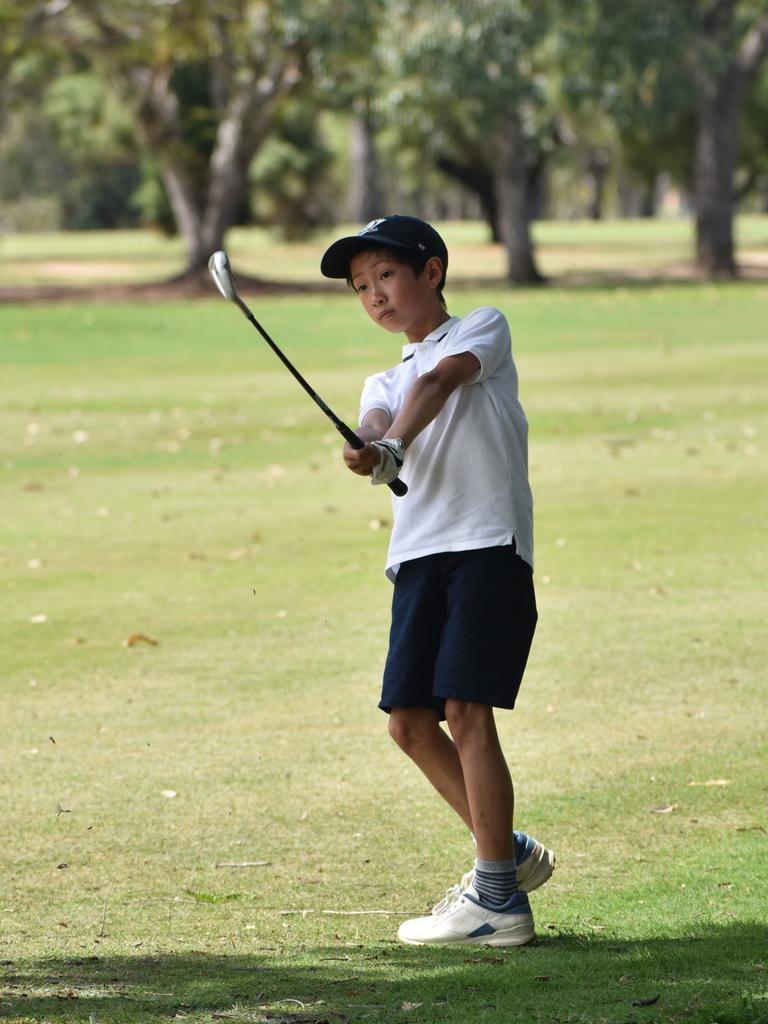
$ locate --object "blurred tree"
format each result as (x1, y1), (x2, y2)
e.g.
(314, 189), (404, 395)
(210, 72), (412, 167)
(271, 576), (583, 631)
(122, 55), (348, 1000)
(307, 5), (386, 223)
(380, 0), (556, 284)
(739, 65), (768, 207)
(40, 0), (346, 276)
(0, 10), (144, 230)
(689, 0), (768, 276)
(567, 0), (768, 274)
(249, 99), (336, 238)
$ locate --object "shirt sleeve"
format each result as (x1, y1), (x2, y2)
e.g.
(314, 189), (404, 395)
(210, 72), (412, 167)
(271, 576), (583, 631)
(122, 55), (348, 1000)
(438, 307), (511, 384)
(359, 369), (396, 425)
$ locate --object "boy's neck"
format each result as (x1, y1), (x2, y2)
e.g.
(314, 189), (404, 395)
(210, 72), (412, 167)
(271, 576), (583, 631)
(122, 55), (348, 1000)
(405, 310), (452, 345)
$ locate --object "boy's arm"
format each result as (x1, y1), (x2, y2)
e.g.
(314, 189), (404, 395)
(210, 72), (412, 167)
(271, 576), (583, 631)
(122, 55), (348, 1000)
(385, 351), (480, 447)
(344, 352), (479, 477)
(344, 408), (391, 475)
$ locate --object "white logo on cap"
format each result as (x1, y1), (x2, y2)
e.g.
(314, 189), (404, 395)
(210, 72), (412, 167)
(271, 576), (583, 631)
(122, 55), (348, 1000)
(360, 218), (387, 235)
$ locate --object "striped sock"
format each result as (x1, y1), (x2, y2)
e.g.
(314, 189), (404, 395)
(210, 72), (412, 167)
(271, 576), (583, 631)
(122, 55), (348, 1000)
(473, 857), (519, 908)
(472, 831), (531, 867)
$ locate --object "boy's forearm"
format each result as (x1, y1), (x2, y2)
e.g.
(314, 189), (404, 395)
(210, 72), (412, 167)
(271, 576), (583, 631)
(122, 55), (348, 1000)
(354, 422), (389, 443)
(385, 374), (455, 448)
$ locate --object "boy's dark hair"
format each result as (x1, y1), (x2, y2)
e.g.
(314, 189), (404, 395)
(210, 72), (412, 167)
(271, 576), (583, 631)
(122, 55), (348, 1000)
(346, 247), (447, 309)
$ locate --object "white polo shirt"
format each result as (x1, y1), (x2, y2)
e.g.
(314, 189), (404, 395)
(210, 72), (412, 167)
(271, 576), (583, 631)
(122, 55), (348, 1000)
(359, 306), (533, 581)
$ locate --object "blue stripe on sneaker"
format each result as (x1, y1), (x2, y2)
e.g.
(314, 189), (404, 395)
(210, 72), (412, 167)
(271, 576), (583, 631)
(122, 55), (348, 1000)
(513, 831), (537, 867)
(465, 891), (531, 915)
(467, 922), (496, 938)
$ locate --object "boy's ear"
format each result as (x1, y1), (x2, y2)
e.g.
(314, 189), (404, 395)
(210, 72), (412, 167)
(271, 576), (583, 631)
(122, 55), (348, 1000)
(425, 256), (444, 288)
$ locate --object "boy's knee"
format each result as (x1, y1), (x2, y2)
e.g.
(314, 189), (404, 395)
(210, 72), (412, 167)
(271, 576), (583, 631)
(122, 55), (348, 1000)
(444, 699), (494, 746)
(388, 708), (439, 752)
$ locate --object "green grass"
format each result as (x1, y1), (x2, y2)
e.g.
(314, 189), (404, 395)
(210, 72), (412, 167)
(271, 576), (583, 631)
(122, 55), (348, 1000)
(1, 269), (767, 1023)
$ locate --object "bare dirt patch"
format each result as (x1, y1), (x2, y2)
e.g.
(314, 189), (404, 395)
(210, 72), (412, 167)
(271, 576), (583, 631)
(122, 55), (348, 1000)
(1, 258), (766, 304)
(0, 268), (327, 304)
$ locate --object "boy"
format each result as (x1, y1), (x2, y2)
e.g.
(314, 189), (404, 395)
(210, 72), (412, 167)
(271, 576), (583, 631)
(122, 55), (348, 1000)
(320, 216), (553, 946)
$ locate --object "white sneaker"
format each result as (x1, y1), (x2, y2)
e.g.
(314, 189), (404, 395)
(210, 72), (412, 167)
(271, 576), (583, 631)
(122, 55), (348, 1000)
(516, 835), (556, 893)
(444, 836), (555, 906)
(398, 886), (535, 947)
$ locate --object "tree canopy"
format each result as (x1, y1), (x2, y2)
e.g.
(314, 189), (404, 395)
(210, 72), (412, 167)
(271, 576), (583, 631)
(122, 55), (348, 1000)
(3, 0), (768, 281)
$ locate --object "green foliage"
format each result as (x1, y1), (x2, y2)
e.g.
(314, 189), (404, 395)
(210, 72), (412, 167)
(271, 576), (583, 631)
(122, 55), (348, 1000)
(249, 100), (336, 238)
(0, 69), (143, 229)
(381, 0), (555, 149)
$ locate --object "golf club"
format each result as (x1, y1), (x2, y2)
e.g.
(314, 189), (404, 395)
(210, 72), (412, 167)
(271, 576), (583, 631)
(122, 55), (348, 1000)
(208, 250), (407, 497)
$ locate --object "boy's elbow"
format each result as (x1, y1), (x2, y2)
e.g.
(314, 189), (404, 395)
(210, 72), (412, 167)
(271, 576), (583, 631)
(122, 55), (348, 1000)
(419, 369), (460, 403)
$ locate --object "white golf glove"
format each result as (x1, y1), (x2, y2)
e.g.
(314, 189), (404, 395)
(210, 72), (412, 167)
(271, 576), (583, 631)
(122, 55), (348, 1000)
(370, 438), (406, 486)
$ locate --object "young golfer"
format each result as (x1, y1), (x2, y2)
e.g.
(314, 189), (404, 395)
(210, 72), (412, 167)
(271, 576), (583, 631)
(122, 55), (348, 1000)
(320, 216), (553, 946)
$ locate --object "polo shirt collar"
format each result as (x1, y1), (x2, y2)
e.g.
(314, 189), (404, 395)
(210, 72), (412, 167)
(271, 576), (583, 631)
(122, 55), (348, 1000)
(401, 315), (460, 361)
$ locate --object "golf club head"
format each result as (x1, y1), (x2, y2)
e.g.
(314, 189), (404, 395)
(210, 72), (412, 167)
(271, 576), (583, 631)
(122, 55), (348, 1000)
(208, 250), (238, 302)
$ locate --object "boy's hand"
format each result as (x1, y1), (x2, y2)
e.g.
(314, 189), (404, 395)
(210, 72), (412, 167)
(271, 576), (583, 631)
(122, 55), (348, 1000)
(343, 441), (383, 476)
(343, 437), (406, 484)
(370, 438), (406, 485)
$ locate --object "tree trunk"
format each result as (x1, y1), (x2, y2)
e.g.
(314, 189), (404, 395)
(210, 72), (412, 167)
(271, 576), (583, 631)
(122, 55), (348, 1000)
(639, 174), (657, 218)
(131, 62), (296, 276)
(435, 155), (501, 241)
(160, 163), (207, 270)
(350, 103), (384, 223)
(692, 7), (768, 278)
(527, 155), (549, 221)
(494, 111), (544, 285)
(586, 151), (610, 221)
(200, 86), (262, 268)
(693, 75), (741, 276)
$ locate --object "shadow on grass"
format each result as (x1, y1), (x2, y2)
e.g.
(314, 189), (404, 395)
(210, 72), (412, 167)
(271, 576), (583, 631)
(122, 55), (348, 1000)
(1, 922), (766, 1024)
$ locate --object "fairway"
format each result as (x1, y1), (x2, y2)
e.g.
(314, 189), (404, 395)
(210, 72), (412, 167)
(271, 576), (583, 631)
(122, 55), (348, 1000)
(1, 274), (767, 1023)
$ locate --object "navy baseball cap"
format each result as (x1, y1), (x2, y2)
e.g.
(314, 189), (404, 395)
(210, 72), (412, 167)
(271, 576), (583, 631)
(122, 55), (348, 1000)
(320, 215), (448, 279)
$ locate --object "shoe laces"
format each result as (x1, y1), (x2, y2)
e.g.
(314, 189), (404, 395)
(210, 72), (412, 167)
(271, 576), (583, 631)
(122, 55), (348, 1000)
(430, 870), (475, 915)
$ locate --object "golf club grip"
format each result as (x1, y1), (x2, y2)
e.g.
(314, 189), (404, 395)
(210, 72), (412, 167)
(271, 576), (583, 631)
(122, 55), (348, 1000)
(336, 423), (408, 497)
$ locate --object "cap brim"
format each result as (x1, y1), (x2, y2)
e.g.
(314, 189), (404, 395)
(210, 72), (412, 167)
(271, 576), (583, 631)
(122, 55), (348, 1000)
(320, 235), (418, 279)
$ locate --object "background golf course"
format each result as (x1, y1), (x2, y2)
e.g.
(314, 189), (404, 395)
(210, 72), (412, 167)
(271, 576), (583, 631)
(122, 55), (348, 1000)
(1, 220), (767, 1024)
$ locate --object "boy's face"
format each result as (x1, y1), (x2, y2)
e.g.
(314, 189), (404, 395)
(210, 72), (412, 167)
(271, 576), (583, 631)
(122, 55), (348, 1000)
(349, 248), (445, 343)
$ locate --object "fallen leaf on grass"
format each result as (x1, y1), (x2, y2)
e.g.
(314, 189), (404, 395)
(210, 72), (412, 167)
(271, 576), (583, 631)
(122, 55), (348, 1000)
(650, 803), (677, 814)
(402, 1003), (422, 1011)
(535, 975), (551, 981)
(632, 994), (660, 1007)
(216, 861), (271, 868)
(184, 890), (242, 904)
(123, 633), (158, 647)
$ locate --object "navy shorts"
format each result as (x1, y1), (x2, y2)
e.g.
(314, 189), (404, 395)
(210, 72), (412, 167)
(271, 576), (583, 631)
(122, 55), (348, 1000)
(380, 544), (537, 717)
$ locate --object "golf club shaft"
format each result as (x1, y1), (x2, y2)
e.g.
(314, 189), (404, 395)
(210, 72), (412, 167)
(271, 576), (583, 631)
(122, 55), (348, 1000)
(232, 295), (407, 496)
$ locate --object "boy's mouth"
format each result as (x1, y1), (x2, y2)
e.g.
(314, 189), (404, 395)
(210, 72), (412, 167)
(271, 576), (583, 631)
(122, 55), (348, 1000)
(378, 309), (395, 322)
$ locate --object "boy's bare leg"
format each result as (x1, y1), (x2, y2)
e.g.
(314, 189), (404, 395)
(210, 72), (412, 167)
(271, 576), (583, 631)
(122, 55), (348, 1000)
(444, 699), (515, 861)
(388, 708), (473, 830)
